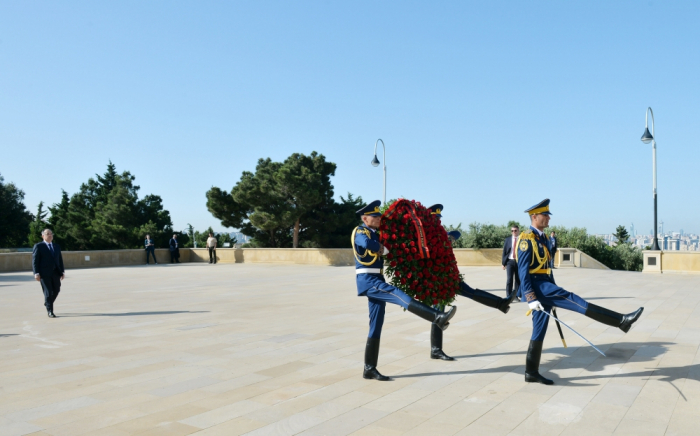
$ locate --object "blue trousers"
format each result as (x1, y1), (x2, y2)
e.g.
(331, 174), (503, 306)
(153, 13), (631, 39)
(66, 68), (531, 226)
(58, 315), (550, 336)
(360, 277), (413, 339)
(528, 278), (589, 341)
(146, 247), (157, 264)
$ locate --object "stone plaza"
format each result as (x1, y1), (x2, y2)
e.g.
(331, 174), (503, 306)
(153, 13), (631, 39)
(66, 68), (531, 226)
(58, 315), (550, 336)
(1, 263), (699, 435)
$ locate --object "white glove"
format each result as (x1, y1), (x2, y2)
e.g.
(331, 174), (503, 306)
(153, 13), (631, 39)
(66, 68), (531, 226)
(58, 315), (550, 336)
(528, 300), (545, 311)
(382, 246), (389, 255)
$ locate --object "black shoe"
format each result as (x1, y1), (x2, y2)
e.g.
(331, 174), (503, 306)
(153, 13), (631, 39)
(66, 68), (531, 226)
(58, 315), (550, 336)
(363, 337), (391, 381)
(155, 262), (158, 264)
(524, 340), (553, 385)
(407, 301), (457, 331)
(525, 371), (553, 385)
(585, 304), (644, 333)
(620, 307), (644, 333)
(469, 286), (512, 314)
(363, 365), (391, 381)
(430, 324), (455, 360)
(48, 311), (56, 318)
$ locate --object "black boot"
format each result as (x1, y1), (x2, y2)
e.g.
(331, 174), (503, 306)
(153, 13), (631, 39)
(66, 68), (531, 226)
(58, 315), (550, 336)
(430, 323), (455, 360)
(524, 340), (553, 385)
(47, 303), (56, 318)
(363, 337), (391, 381)
(407, 301), (456, 331)
(470, 288), (512, 314)
(585, 304), (644, 333)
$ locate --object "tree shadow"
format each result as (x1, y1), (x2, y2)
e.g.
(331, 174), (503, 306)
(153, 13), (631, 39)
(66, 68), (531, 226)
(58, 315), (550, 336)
(391, 341), (694, 399)
(1, 334), (19, 338)
(57, 311), (210, 317)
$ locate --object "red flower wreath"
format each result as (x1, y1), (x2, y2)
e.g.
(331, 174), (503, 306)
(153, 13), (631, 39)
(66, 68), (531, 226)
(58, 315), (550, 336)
(379, 199), (462, 308)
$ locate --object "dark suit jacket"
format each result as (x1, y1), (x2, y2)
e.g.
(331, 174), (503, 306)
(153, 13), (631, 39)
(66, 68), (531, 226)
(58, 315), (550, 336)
(502, 236), (517, 266)
(32, 242), (65, 277)
(169, 238), (179, 251)
(550, 236), (558, 255)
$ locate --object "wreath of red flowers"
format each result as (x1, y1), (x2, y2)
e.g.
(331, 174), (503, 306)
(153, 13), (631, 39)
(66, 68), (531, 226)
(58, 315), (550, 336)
(379, 199), (462, 308)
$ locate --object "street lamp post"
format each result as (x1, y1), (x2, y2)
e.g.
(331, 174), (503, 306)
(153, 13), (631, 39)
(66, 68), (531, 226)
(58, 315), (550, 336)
(371, 139), (386, 205)
(641, 107), (661, 251)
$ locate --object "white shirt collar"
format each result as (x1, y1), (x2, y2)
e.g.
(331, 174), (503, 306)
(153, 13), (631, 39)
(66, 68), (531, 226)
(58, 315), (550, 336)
(531, 226), (545, 237)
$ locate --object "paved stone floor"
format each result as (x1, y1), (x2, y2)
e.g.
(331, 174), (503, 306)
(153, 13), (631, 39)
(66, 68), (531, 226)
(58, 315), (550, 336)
(1, 264), (699, 436)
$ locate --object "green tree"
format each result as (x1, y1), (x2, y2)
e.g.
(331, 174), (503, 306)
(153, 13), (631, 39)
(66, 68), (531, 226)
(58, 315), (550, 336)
(275, 152), (336, 248)
(613, 225), (630, 245)
(47, 162), (174, 250)
(28, 202), (48, 246)
(207, 152), (356, 248)
(0, 173), (33, 248)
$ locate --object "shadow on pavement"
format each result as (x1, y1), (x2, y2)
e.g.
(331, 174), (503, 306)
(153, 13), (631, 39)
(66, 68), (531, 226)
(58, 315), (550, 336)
(392, 341), (695, 398)
(56, 311), (210, 317)
(1, 334), (19, 338)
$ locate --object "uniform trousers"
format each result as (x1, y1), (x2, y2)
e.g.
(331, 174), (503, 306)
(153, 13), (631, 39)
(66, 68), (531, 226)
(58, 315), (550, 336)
(527, 276), (589, 341)
(360, 275), (413, 339)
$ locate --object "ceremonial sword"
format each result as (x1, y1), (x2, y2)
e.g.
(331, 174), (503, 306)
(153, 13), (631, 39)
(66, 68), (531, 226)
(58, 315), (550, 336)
(526, 309), (606, 357)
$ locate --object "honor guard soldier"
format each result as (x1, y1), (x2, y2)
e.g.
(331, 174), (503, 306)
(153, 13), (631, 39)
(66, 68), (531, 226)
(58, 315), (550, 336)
(426, 205), (515, 361)
(354, 200), (457, 381)
(518, 199), (644, 385)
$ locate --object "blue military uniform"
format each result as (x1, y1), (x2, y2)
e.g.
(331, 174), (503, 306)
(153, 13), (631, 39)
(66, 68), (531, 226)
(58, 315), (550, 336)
(354, 200), (456, 381)
(517, 199), (644, 385)
(424, 208), (513, 361)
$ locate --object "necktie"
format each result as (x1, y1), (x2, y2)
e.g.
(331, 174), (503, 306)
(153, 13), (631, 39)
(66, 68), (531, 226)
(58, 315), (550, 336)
(48, 243), (54, 254)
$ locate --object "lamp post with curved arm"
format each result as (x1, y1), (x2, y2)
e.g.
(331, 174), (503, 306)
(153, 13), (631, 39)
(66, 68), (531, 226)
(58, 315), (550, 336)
(371, 139), (386, 205)
(641, 107), (661, 251)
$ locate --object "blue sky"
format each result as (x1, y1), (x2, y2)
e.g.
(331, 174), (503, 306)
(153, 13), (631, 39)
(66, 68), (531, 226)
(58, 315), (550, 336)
(1, 1), (698, 235)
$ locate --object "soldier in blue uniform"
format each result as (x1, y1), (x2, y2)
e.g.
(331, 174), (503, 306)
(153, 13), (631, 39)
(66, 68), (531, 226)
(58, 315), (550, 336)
(517, 199), (644, 385)
(354, 200), (457, 381)
(427, 205), (514, 361)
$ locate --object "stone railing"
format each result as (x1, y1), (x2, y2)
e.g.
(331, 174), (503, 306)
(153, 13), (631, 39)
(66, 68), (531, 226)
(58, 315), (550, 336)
(1, 247), (611, 273)
(643, 250), (700, 274)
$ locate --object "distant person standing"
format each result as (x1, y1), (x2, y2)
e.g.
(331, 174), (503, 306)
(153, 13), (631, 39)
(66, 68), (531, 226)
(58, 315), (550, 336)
(550, 231), (558, 268)
(169, 234), (181, 263)
(144, 234), (157, 264)
(502, 225), (520, 302)
(206, 232), (217, 264)
(32, 229), (65, 318)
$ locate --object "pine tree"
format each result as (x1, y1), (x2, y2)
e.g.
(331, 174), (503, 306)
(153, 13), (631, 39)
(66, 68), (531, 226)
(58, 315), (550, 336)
(613, 225), (630, 245)
(28, 202), (48, 246)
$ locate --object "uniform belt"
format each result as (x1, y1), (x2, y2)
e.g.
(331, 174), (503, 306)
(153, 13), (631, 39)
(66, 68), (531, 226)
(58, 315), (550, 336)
(356, 268), (382, 275)
(530, 268), (551, 275)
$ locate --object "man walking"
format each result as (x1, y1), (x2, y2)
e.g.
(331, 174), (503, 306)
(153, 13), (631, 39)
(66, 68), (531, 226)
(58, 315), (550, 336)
(502, 225), (521, 302)
(206, 232), (217, 264)
(517, 199), (644, 385)
(145, 234), (157, 264)
(353, 200), (457, 381)
(169, 234), (181, 263)
(32, 229), (65, 318)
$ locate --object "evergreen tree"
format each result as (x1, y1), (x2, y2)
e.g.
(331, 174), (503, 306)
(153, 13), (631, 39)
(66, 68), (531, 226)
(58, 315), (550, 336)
(207, 153), (362, 248)
(47, 162), (174, 250)
(0, 173), (33, 248)
(28, 202), (48, 246)
(613, 225), (630, 245)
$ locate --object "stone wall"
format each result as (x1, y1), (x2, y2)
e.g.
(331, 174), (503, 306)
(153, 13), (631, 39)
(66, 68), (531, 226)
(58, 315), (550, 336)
(643, 250), (700, 274)
(0, 247), (626, 273)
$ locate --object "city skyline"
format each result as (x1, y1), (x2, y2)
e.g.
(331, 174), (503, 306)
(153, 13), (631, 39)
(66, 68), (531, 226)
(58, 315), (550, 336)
(2, 2), (699, 235)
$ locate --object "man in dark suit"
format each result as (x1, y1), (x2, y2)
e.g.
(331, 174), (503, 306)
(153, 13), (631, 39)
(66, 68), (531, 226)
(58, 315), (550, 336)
(169, 234), (181, 263)
(32, 229), (65, 318)
(550, 231), (558, 268)
(502, 225), (521, 301)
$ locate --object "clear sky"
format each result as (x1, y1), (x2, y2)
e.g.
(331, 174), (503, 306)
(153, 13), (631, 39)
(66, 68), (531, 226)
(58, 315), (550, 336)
(1, 1), (698, 236)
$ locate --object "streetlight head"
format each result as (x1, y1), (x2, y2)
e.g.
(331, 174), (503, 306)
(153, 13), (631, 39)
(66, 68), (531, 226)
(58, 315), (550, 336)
(641, 127), (654, 144)
(371, 155), (380, 167)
